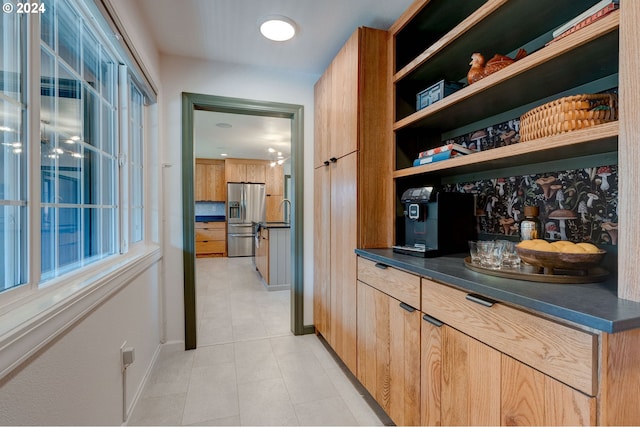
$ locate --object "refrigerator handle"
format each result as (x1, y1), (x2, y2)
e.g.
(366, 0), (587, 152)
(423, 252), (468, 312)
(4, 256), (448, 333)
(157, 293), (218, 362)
(242, 184), (246, 223)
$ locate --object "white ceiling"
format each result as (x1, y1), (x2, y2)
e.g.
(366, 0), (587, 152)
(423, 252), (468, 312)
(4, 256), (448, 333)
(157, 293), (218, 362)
(134, 0), (414, 160)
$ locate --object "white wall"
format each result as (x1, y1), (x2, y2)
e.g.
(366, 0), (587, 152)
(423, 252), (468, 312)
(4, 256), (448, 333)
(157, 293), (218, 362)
(0, 261), (162, 425)
(160, 54), (319, 342)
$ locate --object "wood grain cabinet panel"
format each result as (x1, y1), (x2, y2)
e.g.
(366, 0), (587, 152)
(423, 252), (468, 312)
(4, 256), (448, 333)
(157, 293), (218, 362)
(357, 257), (420, 308)
(195, 159), (225, 201)
(421, 278), (597, 396)
(313, 26), (393, 377)
(357, 280), (421, 426)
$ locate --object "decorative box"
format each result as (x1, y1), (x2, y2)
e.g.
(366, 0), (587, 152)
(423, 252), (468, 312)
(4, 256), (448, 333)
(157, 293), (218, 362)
(416, 80), (465, 111)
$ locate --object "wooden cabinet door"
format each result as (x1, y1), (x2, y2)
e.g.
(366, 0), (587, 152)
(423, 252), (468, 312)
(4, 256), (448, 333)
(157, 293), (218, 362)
(421, 315), (442, 427)
(266, 164), (284, 196)
(245, 162), (266, 183)
(210, 163), (225, 200)
(501, 355), (596, 426)
(314, 64), (331, 168)
(265, 194), (284, 223)
(313, 165), (331, 340)
(357, 280), (421, 426)
(225, 161), (246, 183)
(441, 325), (501, 426)
(330, 29), (359, 160)
(195, 162), (207, 201)
(329, 152), (358, 373)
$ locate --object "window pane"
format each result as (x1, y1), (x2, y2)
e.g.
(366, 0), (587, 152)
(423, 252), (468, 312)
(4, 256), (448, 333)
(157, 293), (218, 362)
(57, 0), (80, 73)
(100, 52), (115, 105)
(102, 155), (116, 205)
(40, 0), (55, 49)
(57, 207), (81, 271)
(101, 102), (115, 155)
(40, 207), (55, 279)
(1, 9), (27, 291)
(83, 86), (99, 149)
(83, 26), (99, 90)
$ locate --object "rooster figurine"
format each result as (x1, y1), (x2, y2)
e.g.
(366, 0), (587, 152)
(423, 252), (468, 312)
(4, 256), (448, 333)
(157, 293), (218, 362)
(467, 49), (527, 84)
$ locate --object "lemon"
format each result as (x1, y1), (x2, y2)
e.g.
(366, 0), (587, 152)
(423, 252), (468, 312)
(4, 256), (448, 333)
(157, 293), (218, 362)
(576, 242), (600, 253)
(560, 245), (586, 254)
(517, 240), (538, 249)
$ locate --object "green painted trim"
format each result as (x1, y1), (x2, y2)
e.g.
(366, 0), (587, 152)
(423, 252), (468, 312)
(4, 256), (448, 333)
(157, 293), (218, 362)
(181, 93), (307, 349)
(182, 93), (197, 350)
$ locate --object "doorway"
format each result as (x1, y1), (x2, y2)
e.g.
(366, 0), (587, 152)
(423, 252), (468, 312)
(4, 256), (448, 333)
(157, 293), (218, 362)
(181, 92), (305, 350)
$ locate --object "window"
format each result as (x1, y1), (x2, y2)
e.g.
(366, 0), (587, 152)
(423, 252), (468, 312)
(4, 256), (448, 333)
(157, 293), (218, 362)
(0, 0), (156, 295)
(130, 82), (144, 243)
(1, 6), (27, 292)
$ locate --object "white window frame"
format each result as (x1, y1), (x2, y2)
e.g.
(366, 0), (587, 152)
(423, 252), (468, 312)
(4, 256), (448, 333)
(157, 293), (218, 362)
(0, 0), (160, 381)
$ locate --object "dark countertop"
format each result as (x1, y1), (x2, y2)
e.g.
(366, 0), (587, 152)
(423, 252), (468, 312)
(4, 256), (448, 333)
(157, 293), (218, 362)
(195, 215), (226, 222)
(259, 222), (291, 229)
(356, 248), (640, 333)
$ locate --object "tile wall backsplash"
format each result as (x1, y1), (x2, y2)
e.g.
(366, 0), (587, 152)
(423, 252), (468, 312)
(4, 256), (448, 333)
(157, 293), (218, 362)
(195, 201), (226, 216)
(445, 164), (618, 245)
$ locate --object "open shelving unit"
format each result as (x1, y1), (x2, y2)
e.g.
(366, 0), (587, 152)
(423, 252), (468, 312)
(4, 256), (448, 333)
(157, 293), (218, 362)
(390, 0), (619, 180)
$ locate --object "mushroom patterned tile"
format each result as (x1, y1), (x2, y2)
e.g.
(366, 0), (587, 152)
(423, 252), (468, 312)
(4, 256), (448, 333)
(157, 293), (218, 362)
(445, 165), (618, 245)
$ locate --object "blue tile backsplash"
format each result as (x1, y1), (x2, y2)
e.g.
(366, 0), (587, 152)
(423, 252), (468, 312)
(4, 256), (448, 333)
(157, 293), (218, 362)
(195, 201), (226, 216)
(445, 164), (618, 245)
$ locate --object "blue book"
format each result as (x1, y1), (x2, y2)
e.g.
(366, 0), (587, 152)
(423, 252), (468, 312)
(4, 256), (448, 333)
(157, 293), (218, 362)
(413, 150), (457, 166)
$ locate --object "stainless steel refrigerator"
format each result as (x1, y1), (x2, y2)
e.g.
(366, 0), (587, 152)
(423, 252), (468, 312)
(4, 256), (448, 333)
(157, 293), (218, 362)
(227, 182), (266, 257)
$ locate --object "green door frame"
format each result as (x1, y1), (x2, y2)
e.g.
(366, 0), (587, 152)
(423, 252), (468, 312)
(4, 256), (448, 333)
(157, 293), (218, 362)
(182, 92), (307, 350)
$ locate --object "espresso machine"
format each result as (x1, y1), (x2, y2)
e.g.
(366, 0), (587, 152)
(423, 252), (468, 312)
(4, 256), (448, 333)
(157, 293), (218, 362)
(393, 187), (476, 257)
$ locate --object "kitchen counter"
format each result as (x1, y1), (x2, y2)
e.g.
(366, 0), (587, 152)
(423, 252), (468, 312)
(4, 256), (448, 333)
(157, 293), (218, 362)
(356, 248), (640, 333)
(258, 222), (291, 229)
(195, 215), (226, 222)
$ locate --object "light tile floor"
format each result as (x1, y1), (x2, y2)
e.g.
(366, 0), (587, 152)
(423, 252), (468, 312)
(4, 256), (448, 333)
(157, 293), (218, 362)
(129, 257), (388, 426)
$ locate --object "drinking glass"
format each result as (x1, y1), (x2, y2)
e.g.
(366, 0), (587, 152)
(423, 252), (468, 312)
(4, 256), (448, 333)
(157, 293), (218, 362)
(479, 240), (503, 269)
(468, 241), (480, 264)
(498, 240), (521, 268)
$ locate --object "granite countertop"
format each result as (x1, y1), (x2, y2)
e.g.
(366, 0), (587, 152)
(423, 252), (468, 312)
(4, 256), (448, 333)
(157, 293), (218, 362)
(195, 215), (226, 222)
(356, 248), (640, 334)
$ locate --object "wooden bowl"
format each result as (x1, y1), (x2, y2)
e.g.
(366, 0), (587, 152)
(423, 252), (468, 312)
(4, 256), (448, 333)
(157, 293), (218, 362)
(515, 246), (606, 274)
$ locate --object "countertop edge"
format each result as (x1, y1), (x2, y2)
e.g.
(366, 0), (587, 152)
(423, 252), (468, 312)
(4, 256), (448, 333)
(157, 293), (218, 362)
(356, 248), (640, 334)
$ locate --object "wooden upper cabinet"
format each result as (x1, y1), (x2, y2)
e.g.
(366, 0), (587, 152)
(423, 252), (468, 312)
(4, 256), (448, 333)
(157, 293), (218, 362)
(266, 164), (284, 196)
(314, 64), (331, 169)
(225, 158), (267, 183)
(195, 159), (225, 201)
(330, 30), (359, 160)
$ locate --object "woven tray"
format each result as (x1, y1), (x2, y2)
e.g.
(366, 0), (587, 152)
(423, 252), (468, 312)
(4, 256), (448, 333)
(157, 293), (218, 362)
(520, 94), (617, 142)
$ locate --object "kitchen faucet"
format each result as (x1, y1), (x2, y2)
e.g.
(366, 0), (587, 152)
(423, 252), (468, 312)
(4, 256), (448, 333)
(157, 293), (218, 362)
(279, 198), (291, 224)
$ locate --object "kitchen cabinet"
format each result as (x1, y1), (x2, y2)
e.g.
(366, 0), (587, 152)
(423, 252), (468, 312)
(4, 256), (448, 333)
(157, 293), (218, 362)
(195, 158), (225, 201)
(356, 256), (601, 425)
(195, 221), (226, 257)
(265, 164), (284, 222)
(224, 158), (267, 183)
(313, 26), (393, 374)
(356, 258), (421, 426)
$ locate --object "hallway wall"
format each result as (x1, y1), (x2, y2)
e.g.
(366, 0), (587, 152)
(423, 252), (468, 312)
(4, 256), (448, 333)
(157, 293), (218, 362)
(159, 54), (319, 343)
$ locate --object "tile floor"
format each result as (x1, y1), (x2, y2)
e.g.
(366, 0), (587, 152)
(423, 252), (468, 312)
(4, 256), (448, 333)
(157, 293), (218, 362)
(128, 257), (388, 426)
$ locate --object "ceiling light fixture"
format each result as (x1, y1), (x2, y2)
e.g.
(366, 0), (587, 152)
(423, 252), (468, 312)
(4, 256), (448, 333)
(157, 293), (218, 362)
(259, 16), (296, 42)
(216, 123), (232, 128)
(221, 153), (228, 157)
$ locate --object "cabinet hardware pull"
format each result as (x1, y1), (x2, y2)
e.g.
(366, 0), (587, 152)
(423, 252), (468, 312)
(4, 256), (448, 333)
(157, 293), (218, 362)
(329, 157), (337, 163)
(323, 160), (330, 166)
(374, 262), (388, 269)
(465, 293), (497, 307)
(422, 314), (443, 327)
(399, 302), (416, 313)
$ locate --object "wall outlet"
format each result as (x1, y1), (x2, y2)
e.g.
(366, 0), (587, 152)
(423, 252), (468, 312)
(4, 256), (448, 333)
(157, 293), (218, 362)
(121, 342), (135, 370)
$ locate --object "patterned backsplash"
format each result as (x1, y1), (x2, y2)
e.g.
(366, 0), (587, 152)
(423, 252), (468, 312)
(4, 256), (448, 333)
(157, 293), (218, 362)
(445, 165), (618, 245)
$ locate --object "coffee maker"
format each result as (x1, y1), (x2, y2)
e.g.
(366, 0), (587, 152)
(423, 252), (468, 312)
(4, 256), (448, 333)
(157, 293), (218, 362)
(393, 187), (476, 257)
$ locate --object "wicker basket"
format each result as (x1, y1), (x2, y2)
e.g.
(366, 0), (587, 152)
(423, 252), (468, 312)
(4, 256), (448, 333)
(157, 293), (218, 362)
(520, 94), (618, 142)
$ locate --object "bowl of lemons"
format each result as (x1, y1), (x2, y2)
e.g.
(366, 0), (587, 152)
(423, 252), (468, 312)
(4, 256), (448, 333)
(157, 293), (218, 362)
(515, 239), (605, 274)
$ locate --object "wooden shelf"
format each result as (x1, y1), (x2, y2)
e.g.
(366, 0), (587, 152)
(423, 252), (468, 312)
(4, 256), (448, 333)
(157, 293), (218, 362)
(393, 121), (618, 179)
(394, 10), (620, 131)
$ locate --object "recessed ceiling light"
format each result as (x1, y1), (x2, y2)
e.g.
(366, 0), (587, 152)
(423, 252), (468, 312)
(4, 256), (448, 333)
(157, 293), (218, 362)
(268, 147), (276, 153)
(259, 16), (296, 42)
(216, 123), (232, 128)
(221, 153), (228, 157)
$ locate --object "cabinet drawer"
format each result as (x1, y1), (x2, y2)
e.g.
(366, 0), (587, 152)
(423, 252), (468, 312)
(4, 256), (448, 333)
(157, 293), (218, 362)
(357, 257), (420, 308)
(421, 279), (597, 396)
(195, 229), (225, 242)
(196, 240), (225, 254)
(195, 221), (225, 230)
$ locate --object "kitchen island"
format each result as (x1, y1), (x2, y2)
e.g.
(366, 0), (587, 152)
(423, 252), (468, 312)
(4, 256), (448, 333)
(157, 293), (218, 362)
(255, 222), (291, 290)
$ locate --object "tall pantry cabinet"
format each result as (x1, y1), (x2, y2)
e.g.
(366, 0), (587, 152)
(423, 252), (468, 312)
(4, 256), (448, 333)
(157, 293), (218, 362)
(313, 27), (393, 373)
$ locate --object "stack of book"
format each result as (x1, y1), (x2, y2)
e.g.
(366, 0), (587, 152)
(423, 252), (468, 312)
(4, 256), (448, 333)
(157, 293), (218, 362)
(548, 0), (619, 45)
(413, 143), (475, 167)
